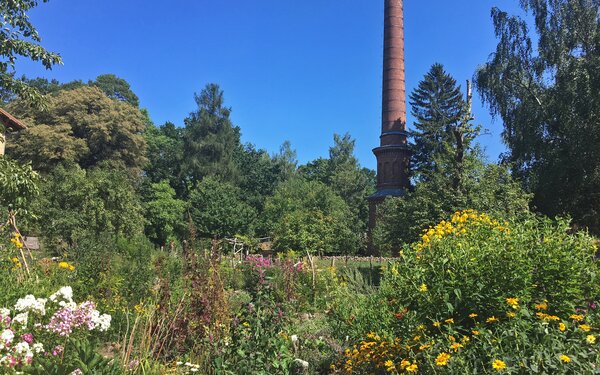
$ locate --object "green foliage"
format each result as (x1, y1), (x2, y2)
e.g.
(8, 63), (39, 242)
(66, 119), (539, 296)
(264, 178), (359, 255)
(236, 143), (296, 214)
(375, 65), (530, 252)
(188, 177), (256, 238)
(381, 212), (598, 327)
(374, 163), (530, 252)
(0, 156), (39, 214)
(144, 121), (184, 191)
(92, 74), (140, 107)
(142, 180), (186, 246)
(0, 0), (62, 106)
(34, 164), (145, 251)
(475, 0), (600, 234)
(410, 63), (471, 180)
(6, 86), (148, 173)
(182, 84), (242, 185)
(299, 133), (375, 238)
(30, 339), (122, 375)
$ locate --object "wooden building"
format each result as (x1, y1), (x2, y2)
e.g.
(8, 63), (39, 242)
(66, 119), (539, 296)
(0, 108), (27, 155)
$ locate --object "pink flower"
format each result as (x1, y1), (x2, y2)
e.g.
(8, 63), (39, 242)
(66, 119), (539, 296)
(21, 333), (33, 344)
(52, 345), (64, 356)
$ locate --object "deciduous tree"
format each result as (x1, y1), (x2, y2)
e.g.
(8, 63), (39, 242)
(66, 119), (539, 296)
(475, 0), (600, 233)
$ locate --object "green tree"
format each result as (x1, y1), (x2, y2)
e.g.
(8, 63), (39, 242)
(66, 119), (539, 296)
(409, 64), (480, 193)
(0, 0), (62, 105)
(188, 177), (256, 238)
(327, 133), (375, 233)
(34, 164), (145, 252)
(374, 163), (531, 254)
(299, 133), (375, 238)
(0, 157), (39, 216)
(182, 84), (241, 184)
(373, 66), (530, 253)
(475, 0), (600, 233)
(264, 178), (359, 255)
(145, 121), (184, 191)
(92, 74), (140, 107)
(142, 180), (186, 246)
(6, 86), (147, 173)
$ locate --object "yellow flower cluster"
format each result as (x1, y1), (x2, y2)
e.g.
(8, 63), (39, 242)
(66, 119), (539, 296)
(10, 233), (23, 249)
(10, 257), (22, 270)
(58, 261), (76, 271)
(335, 333), (422, 374)
(416, 210), (509, 252)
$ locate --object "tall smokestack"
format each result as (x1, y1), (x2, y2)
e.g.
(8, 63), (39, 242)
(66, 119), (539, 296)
(368, 0), (411, 253)
(381, 0), (407, 140)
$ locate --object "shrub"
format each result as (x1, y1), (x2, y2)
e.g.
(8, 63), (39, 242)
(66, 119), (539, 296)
(381, 211), (598, 327)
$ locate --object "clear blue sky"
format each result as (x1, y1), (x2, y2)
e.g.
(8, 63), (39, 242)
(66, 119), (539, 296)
(16, 0), (525, 169)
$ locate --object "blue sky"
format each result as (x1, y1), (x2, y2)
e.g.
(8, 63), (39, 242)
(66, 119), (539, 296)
(16, 0), (525, 169)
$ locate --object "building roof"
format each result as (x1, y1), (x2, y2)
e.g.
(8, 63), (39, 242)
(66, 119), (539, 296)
(0, 108), (27, 131)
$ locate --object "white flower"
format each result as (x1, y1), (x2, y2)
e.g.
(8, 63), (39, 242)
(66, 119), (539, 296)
(0, 308), (10, 318)
(1, 329), (14, 344)
(90, 311), (111, 332)
(14, 295), (46, 316)
(291, 334), (298, 344)
(32, 343), (44, 354)
(49, 287), (73, 304)
(14, 341), (30, 354)
(13, 312), (28, 326)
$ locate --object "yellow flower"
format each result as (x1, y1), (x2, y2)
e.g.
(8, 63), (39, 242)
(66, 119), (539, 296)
(242, 322), (250, 328)
(400, 360), (410, 369)
(436, 352), (451, 366)
(445, 318), (454, 324)
(472, 330), (480, 335)
(586, 335), (596, 344)
(384, 359), (394, 371)
(406, 363), (418, 373)
(419, 283), (428, 292)
(559, 354), (571, 363)
(579, 324), (591, 332)
(486, 316), (498, 323)
(506, 297), (519, 308)
(69, 265), (75, 271)
(570, 314), (584, 322)
(58, 261), (70, 269)
(559, 323), (567, 332)
(506, 311), (516, 318)
(469, 313), (478, 318)
(534, 300), (548, 310)
(419, 344), (431, 351)
(450, 343), (463, 352)
(433, 321), (441, 328)
(492, 359), (507, 371)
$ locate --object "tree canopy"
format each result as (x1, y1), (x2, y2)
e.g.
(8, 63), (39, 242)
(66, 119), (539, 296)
(264, 178), (359, 255)
(475, 0), (600, 233)
(6, 86), (148, 173)
(182, 84), (242, 185)
(0, 0), (62, 105)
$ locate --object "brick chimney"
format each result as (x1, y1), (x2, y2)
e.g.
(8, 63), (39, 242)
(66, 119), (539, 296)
(368, 0), (411, 251)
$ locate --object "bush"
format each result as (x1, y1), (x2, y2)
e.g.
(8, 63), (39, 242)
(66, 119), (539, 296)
(381, 211), (598, 327)
(331, 211), (600, 374)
